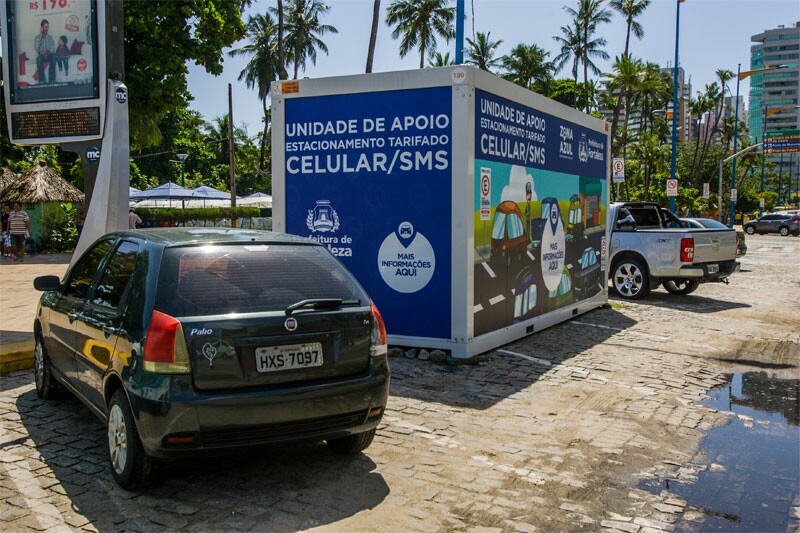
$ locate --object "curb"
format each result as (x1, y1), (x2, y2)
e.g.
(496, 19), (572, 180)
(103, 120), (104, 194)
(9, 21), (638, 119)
(0, 342), (35, 374)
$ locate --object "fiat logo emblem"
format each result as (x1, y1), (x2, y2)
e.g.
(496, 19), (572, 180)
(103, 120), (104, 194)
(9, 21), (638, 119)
(285, 317), (298, 331)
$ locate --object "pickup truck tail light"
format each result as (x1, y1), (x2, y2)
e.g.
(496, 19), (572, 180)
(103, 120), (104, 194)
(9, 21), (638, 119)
(144, 310), (191, 373)
(370, 300), (388, 357)
(680, 237), (694, 263)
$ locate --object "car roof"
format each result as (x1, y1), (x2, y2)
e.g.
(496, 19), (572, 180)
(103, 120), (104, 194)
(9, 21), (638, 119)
(114, 228), (316, 247)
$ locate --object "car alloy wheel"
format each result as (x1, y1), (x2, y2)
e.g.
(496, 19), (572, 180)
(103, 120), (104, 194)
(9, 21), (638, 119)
(108, 404), (128, 475)
(34, 339), (45, 392)
(779, 227), (789, 237)
(613, 259), (649, 299)
(745, 226), (755, 235)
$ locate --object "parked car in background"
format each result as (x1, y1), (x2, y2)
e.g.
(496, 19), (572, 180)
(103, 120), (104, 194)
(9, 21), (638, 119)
(608, 202), (739, 299)
(32, 229), (390, 489)
(681, 218), (747, 257)
(742, 213), (800, 237)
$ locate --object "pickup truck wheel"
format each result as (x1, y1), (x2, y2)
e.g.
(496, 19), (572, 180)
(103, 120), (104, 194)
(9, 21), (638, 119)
(779, 226), (789, 237)
(612, 259), (650, 300)
(662, 279), (700, 295)
(745, 226), (755, 235)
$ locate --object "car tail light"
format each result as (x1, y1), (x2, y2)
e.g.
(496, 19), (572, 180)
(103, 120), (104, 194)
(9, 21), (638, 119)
(370, 300), (388, 357)
(792, 215), (799, 223)
(143, 310), (191, 373)
(680, 237), (694, 263)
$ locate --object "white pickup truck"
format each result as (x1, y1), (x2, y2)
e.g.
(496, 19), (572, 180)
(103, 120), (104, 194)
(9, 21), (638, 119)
(608, 202), (740, 299)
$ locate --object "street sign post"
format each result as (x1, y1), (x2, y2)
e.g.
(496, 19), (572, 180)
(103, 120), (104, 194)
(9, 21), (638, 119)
(764, 129), (800, 154)
(666, 179), (678, 197)
(612, 158), (625, 183)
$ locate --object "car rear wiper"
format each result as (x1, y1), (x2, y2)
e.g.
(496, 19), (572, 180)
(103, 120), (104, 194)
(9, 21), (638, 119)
(285, 299), (362, 315)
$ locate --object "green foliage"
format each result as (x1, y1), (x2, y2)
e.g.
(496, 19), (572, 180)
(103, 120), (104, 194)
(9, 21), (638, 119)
(134, 206), (260, 225)
(124, 1), (248, 150)
(37, 203), (78, 253)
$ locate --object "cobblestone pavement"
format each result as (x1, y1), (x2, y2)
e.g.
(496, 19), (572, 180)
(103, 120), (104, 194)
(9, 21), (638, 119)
(1, 234), (798, 532)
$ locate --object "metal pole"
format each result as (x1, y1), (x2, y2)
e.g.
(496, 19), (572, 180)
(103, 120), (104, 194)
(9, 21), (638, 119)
(228, 83), (237, 228)
(455, 0), (465, 64)
(777, 154), (784, 205)
(760, 104), (767, 216)
(669, 0), (681, 214)
(728, 64), (742, 228)
(719, 142), (762, 223)
(718, 160), (724, 223)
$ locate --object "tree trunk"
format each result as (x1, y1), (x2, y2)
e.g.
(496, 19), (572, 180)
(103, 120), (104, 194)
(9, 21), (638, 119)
(259, 97), (269, 171)
(420, 44), (425, 69)
(366, 0), (381, 73)
(624, 20), (631, 58)
(277, 0), (287, 80)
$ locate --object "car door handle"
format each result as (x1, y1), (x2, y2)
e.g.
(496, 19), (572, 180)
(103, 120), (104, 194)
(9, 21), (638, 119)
(68, 313), (79, 323)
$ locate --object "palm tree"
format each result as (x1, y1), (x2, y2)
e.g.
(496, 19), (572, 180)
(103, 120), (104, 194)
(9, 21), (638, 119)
(229, 13), (281, 170)
(465, 31), (503, 72)
(501, 43), (554, 93)
(205, 114), (249, 167)
(553, 23), (582, 107)
(606, 54), (644, 158)
(385, 0), (455, 69)
(609, 0), (650, 58)
(366, 0), (381, 73)
(274, 0), (338, 79)
(565, 0), (612, 113)
(277, 0), (288, 79)
(636, 62), (671, 137)
(428, 52), (455, 67)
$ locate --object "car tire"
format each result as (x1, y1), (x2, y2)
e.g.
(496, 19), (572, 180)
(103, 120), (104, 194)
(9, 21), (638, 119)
(779, 226), (789, 237)
(611, 258), (650, 300)
(745, 226), (755, 235)
(33, 334), (62, 400)
(662, 279), (700, 295)
(327, 428), (376, 454)
(107, 389), (153, 490)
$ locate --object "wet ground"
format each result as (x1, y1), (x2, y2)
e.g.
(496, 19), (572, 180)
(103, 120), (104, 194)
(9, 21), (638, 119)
(641, 370), (800, 532)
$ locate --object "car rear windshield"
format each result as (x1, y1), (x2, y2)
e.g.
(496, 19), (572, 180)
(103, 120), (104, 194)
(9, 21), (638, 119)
(156, 244), (368, 316)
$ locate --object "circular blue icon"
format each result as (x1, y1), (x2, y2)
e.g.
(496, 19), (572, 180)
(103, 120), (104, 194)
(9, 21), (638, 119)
(86, 147), (101, 163)
(115, 87), (127, 104)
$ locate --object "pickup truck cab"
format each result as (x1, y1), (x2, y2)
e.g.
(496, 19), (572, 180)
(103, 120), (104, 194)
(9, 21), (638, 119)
(609, 202), (740, 299)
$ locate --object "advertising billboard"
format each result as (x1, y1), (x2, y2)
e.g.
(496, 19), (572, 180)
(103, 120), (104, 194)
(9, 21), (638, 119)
(283, 87), (453, 340)
(1, 0), (105, 143)
(472, 89), (607, 336)
(5, 0), (99, 104)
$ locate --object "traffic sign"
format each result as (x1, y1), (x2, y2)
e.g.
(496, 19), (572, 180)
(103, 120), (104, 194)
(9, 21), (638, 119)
(731, 188), (738, 202)
(612, 158), (625, 182)
(703, 183), (709, 198)
(765, 129), (800, 154)
(666, 179), (678, 197)
(480, 167), (491, 221)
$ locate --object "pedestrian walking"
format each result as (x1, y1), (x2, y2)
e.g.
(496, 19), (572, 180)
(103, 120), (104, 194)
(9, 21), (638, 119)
(7, 201), (32, 262)
(1, 203), (11, 258)
(128, 208), (142, 229)
(75, 203), (86, 236)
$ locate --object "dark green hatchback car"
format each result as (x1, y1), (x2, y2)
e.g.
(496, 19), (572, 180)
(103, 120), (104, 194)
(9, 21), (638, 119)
(33, 228), (390, 489)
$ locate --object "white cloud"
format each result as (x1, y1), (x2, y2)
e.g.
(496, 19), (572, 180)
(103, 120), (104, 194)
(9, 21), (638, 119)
(500, 165), (537, 203)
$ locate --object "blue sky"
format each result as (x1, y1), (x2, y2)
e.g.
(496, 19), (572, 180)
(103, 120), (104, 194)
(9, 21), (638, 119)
(188, 0), (797, 134)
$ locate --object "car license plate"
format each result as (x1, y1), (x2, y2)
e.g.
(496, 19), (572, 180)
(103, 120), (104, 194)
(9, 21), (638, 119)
(255, 342), (323, 373)
(707, 264), (719, 274)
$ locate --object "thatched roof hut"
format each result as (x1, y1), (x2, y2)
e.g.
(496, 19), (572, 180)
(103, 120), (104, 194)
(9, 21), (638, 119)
(2, 161), (82, 203)
(0, 167), (17, 194)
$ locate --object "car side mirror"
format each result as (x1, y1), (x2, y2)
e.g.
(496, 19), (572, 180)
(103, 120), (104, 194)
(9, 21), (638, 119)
(616, 215), (636, 232)
(33, 275), (61, 292)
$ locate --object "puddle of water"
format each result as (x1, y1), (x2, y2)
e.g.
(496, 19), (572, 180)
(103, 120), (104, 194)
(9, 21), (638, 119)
(641, 371), (800, 532)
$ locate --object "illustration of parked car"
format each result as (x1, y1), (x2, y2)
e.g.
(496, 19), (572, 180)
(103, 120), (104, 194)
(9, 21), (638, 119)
(491, 200), (528, 261)
(548, 266), (573, 308)
(572, 247), (601, 299)
(566, 194), (584, 242)
(513, 268), (538, 322)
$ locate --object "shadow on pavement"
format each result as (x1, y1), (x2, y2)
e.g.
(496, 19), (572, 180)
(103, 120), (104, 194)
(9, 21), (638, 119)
(15, 386), (389, 531)
(390, 306), (637, 410)
(611, 291), (751, 313)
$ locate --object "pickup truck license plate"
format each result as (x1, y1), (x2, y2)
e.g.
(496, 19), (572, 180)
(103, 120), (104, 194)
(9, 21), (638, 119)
(707, 264), (719, 274)
(255, 342), (323, 373)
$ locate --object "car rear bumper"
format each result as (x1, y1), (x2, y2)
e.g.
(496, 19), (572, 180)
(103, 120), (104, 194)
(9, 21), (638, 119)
(127, 358), (390, 458)
(677, 260), (740, 281)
